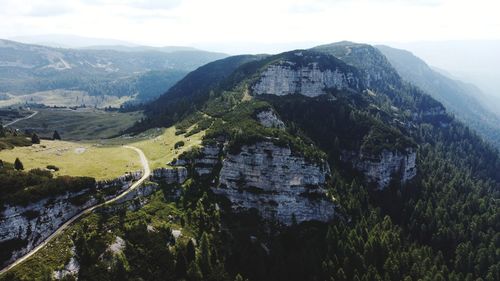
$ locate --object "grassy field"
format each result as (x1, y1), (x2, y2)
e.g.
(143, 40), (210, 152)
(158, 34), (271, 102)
(0, 124), (205, 179)
(104, 125), (205, 170)
(0, 140), (142, 180)
(0, 115), (209, 278)
(11, 108), (143, 140)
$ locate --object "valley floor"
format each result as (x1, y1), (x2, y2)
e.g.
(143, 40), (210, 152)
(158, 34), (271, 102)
(0, 107), (204, 179)
(0, 125), (203, 179)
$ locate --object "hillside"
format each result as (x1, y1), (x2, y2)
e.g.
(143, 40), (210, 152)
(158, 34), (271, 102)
(1, 42), (499, 281)
(0, 39), (227, 106)
(377, 45), (500, 148)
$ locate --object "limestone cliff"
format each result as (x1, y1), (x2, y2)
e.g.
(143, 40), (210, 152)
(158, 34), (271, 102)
(151, 167), (188, 184)
(252, 58), (361, 97)
(212, 142), (335, 225)
(0, 191), (96, 266)
(0, 167), (187, 267)
(343, 148), (417, 189)
(0, 172), (142, 266)
(256, 110), (285, 129)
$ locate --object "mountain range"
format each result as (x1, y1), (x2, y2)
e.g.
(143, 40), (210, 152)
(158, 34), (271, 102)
(112, 41), (496, 280)
(377, 45), (500, 148)
(0, 40), (499, 281)
(0, 39), (227, 106)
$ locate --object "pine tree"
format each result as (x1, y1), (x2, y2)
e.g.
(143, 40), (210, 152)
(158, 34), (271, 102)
(234, 273), (249, 281)
(186, 261), (203, 281)
(31, 133), (40, 144)
(14, 158), (23, 170)
(0, 125), (6, 137)
(186, 239), (196, 264)
(53, 130), (61, 140)
(199, 232), (212, 276)
(175, 249), (188, 278)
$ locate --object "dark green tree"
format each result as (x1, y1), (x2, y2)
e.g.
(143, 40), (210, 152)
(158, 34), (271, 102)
(14, 158), (23, 170)
(31, 133), (40, 144)
(199, 232), (213, 276)
(53, 130), (61, 140)
(175, 249), (188, 279)
(187, 261), (203, 281)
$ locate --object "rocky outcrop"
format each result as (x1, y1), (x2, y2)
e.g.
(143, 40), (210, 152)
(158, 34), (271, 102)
(96, 171), (142, 190)
(343, 148), (417, 189)
(194, 145), (221, 176)
(256, 110), (285, 129)
(151, 167), (188, 184)
(0, 171), (142, 267)
(213, 142), (335, 225)
(0, 191), (97, 266)
(53, 246), (79, 280)
(253, 61), (359, 97)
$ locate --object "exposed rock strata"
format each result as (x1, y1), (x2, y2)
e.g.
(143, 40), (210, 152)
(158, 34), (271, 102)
(194, 145), (221, 176)
(343, 148), (417, 189)
(151, 167), (188, 184)
(0, 167), (186, 267)
(0, 191), (98, 266)
(252, 62), (359, 97)
(256, 110), (285, 129)
(212, 142), (335, 225)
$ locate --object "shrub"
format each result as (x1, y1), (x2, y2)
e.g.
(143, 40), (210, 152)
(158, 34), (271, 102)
(175, 129), (187, 135)
(174, 141), (185, 149)
(14, 158), (23, 170)
(53, 130), (61, 140)
(31, 133), (40, 144)
(46, 165), (60, 171)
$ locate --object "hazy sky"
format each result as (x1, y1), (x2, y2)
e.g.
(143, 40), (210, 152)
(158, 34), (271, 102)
(0, 0), (499, 53)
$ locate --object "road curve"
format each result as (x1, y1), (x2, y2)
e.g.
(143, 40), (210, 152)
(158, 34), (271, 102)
(4, 111), (39, 127)
(0, 145), (150, 275)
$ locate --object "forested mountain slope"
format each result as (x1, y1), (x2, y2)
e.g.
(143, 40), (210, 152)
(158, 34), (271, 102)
(377, 45), (500, 148)
(127, 42), (500, 280)
(3, 42), (499, 281)
(0, 39), (226, 105)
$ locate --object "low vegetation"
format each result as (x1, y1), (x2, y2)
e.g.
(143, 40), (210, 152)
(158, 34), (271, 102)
(110, 124), (206, 170)
(0, 126), (32, 151)
(0, 163), (95, 206)
(11, 107), (144, 140)
(0, 140), (141, 180)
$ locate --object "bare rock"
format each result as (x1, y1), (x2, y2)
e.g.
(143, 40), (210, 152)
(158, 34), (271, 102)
(213, 141), (335, 225)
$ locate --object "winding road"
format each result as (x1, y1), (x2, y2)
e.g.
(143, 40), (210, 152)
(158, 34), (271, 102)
(4, 110), (39, 127)
(0, 145), (150, 275)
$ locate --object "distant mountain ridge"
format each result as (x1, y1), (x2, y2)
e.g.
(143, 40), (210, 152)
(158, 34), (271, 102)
(0, 39), (227, 106)
(377, 45), (500, 148)
(9, 34), (140, 49)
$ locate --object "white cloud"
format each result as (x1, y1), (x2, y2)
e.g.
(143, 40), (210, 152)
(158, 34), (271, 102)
(28, 3), (74, 17)
(0, 0), (498, 53)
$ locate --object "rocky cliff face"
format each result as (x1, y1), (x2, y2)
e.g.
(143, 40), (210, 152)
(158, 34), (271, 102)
(0, 191), (97, 266)
(53, 246), (79, 280)
(0, 171), (144, 266)
(256, 110), (285, 129)
(343, 148), (417, 189)
(151, 167), (188, 184)
(252, 61), (360, 97)
(212, 142), (335, 225)
(0, 166), (190, 267)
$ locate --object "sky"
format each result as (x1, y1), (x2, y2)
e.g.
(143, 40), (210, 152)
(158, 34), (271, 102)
(1, 0), (499, 54)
